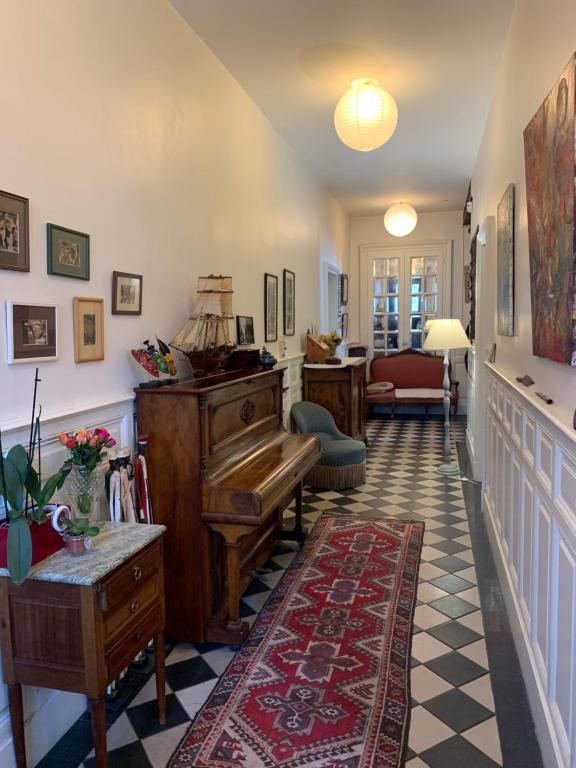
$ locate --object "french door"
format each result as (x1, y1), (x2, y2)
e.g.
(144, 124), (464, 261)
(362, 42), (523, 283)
(360, 242), (452, 356)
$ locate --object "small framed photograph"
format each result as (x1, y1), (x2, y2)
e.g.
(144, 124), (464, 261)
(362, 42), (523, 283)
(47, 223), (90, 280)
(0, 190), (29, 272)
(283, 269), (295, 336)
(340, 273), (349, 306)
(236, 315), (255, 345)
(112, 271), (142, 315)
(5, 301), (58, 364)
(341, 311), (348, 339)
(73, 297), (104, 363)
(264, 273), (278, 342)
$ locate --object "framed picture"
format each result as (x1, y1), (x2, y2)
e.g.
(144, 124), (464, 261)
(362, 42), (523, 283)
(47, 224), (90, 280)
(341, 311), (348, 339)
(340, 273), (349, 306)
(112, 271), (143, 315)
(236, 315), (255, 345)
(264, 273), (278, 342)
(73, 297), (104, 362)
(0, 190), (29, 272)
(496, 184), (515, 336)
(5, 301), (58, 364)
(283, 269), (295, 336)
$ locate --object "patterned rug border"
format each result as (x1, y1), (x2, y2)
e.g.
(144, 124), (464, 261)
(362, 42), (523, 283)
(169, 513), (424, 768)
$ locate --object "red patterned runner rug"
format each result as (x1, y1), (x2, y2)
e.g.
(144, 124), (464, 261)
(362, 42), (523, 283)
(170, 515), (424, 768)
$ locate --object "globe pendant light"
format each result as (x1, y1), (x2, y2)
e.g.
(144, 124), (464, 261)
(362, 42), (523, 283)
(384, 202), (418, 237)
(334, 78), (398, 152)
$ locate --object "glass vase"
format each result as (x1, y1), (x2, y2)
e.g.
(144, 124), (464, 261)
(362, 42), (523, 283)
(69, 464), (99, 519)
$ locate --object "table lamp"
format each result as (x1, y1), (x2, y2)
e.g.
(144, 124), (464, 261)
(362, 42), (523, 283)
(423, 319), (471, 475)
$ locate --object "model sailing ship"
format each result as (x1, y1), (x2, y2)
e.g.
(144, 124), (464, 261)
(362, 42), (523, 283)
(170, 274), (235, 374)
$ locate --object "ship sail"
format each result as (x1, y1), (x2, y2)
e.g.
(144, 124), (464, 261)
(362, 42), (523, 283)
(170, 274), (235, 356)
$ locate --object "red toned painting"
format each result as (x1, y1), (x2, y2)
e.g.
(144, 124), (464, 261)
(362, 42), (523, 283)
(523, 53), (576, 366)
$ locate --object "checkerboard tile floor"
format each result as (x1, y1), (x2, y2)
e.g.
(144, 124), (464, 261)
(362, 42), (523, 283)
(39, 417), (506, 768)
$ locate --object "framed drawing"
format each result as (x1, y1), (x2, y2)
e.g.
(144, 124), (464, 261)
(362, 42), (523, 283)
(47, 224), (90, 280)
(341, 311), (348, 339)
(236, 315), (255, 345)
(5, 301), (58, 364)
(73, 297), (104, 362)
(0, 190), (29, 272)
(264, 273), (278, 342)
(340, 273), (349, 306)
(283, 269), (295, 336)
(496, 184), (515, 336)
(112, 271), (142, 315)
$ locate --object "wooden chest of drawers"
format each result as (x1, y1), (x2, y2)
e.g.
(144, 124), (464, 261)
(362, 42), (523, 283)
(0, 523), (166, 768)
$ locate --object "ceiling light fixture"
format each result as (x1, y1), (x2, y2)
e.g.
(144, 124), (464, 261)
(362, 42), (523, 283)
(334, 78), (398, 152)
(383, 202), (418, 237)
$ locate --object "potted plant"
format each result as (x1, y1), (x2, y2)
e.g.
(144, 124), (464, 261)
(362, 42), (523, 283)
(319, 330), (343, 363)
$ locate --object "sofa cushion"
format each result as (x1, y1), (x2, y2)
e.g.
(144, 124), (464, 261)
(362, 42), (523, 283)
(395, 388), (445, 400)
(367, 381), (394, 394)
(366, 390), (396, 404)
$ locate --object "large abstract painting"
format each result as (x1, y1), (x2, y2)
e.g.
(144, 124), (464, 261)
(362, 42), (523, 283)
(497, 184), (515, 336)
(523, 54), (576, 366)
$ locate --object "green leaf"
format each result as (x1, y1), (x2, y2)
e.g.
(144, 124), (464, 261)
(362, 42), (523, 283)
(37, 472), (64, 508)
(86, 526), (100, 536)
(7, 516), (32, 585)
(2, 458), (24, 511)
(7, 445), (28, 484)
(26, 465), (41, 503)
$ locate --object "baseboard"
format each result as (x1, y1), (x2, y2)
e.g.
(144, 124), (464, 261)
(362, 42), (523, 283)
(483, 492), (565, 768)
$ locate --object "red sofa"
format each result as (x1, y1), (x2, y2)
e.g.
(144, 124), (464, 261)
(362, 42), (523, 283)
(367, 349), (459, 418)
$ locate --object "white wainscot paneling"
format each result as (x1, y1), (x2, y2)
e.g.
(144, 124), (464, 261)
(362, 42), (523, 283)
(0, 396), (134, 768)
(483, 366), (576, 768)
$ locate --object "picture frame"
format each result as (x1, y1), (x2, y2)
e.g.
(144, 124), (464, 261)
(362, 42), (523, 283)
(73, 297), (104, 363)
(340, 273), (349, 306)
(47, 223), (90, 280)
(341, 311), (348, 339)
(112, 271), (143, 315)
(264, 273), (278, 342)
(283, 269), (295, 336)
(496, 184), (515, 336)
(236, 315), (255, 345)
(0, 190), (29, 272)
(5, 301), (58, 364)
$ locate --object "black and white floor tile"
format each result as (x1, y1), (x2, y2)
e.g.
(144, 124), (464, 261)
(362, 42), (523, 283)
(37, 417), (542, 768)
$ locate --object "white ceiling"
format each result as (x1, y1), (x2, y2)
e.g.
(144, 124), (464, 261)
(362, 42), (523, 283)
(170, 0), (514, 215)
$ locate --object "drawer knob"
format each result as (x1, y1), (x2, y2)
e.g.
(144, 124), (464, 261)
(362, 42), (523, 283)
(130, 600), (140, 613)
(134, 631), (143, 642)
(133, 567), (142, 581)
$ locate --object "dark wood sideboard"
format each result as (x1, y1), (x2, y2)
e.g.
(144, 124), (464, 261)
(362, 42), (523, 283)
(302, 357), (367, 441)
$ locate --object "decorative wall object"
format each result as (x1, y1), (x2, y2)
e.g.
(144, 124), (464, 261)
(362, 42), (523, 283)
(47, 224), (90, 280)
(524, 53), (576, 365)
(264, 273), (278, 342)
(469, 226), (479, 342)
(0, 190), (29, 272)
(463, 264), (471, 304)
(112, 271), (142, 315)
(497, 184), (515, 336)
(283, 269), (295, 336)
(340, 273), (349, 306)
(341, 311), (348, 338)
(73, 297), (104, 362)
(5, 301), (58, 363)
(236, 315), (254, 345)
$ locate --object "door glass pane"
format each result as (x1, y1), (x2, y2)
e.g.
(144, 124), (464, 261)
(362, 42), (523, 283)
(388, 257), (400, 276)
(386, 296), (398, 313)
(373, 297), (386, 313)
(373, 316), (384, 331)
(425, 276), (438, 293)
(411, 314), (423, 330)
(386, 277), (399, 294)
(411, 332), (422, 349)
(387, 334), (399, 350)
(373, 259), (387, 277)
(373, 278), (385, 296)
(411, 257), (424, 275)
(374, 335), (386, 349)
(425, 256), (438, 274)
(411, 276), (423, 293)
(411, 295), (423, 312)
(388, 314), (398, 331)
(424, 294), (437, 312)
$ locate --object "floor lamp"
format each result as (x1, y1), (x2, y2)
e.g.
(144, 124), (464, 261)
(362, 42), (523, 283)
(423, 319), (471, 476)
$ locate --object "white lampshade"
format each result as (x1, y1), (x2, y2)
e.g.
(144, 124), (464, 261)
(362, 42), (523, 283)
(423, 319), (471, 351)
(334, 78), (398, 152)
(384, 203), (418, 237)
(424, 319), (437, 332)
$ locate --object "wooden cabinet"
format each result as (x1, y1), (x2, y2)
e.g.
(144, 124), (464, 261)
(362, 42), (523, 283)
(0, 523), (166, 768)
(302, 357), (367, 441)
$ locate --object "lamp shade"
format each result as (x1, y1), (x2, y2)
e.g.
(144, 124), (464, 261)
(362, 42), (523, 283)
(334, 78), (398, 152)
(423, 319), (471, 351)
(424, 319), (437, 331)
(384, 203), (418, 237)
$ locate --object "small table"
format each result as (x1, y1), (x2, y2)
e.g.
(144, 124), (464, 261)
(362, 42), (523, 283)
(0, 522), (166, 768)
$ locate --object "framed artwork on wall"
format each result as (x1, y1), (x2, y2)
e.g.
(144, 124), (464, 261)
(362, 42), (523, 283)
(112, 271), (143, 315)
(340, 273), (348, 306)
(496, 184), (515, 336)
(236, 315), (255, 345)
(47, 224), (90, 280)
(5, 301), (58, 364)
(264, 273), (278, 342)
(0, 190), (29, 272)
(341, 311), (348, 339)
(283, 269), (295, 336)
(73, 297), (104, 362)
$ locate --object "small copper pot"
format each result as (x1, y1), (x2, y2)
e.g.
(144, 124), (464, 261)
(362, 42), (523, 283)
(62, 533), (94, 555)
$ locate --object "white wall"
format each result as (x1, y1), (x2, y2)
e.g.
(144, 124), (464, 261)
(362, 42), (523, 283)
(0, 1), (348, 763)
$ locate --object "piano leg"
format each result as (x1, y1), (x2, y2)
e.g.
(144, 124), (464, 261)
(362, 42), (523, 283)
(280, 480), (307, 546)
(206, 524), (250, 646)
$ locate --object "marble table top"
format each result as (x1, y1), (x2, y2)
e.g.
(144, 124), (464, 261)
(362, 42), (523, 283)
(0, 521), (166, 586)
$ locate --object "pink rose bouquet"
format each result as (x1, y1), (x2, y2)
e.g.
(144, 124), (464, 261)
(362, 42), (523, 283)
(58, 427), (117, 472)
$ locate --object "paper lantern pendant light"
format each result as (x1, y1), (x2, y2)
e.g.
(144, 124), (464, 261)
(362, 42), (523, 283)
(334, 78), (398, 152)
(384, 203), (418, 237)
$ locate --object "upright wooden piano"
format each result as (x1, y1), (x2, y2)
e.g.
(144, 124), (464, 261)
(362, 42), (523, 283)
(135, 367), (320, 644)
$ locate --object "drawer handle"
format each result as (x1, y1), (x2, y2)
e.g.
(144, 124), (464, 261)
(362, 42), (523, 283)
(133, 567), (142, 581)
(134, 631), (143, 642)
(130, 600), (140, 613)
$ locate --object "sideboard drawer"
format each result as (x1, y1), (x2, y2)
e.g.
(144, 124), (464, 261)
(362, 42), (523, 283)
(103, 574), (162, 648)
(104, 607), (161, 681)
(100, 539), (161, 613)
